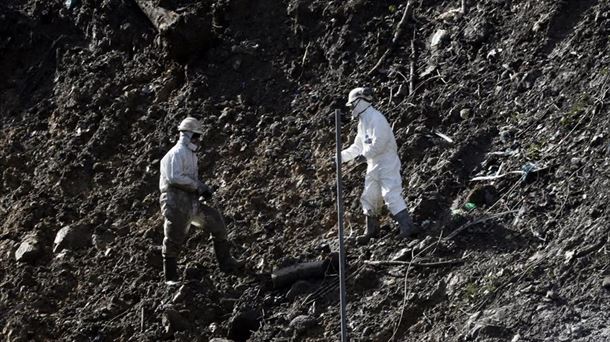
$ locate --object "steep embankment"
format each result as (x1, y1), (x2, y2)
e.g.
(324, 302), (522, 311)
(1, 0), (609, 341)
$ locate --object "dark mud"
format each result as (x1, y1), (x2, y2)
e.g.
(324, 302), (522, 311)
(1, 0), (609, 341)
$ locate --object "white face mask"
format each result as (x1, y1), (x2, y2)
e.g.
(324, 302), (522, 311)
(350, 99), (370, 120)
(181, 131), (200, 151)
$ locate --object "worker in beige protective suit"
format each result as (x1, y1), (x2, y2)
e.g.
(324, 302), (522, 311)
(160, 117), (243, 284)
(340, 87), (417, 244)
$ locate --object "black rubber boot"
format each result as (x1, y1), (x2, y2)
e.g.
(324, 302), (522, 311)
(213, 240), (244, 273)
(395, 209), (417, 238)
(356, 216), (379, 244)
(163, 257), (178, 284)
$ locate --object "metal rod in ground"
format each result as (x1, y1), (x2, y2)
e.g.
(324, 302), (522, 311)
(334, 109), (349, 342)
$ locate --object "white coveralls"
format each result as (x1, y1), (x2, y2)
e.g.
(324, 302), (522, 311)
(159, 132), (226, 258)
(341, 105), (408, 217)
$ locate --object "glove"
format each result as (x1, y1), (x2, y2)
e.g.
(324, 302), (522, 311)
(197, 182), (213, 199)
(355, 155), (366, 164)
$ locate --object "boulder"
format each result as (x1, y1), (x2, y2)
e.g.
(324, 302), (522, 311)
(162, 309), (190, 333)
(53, 224), (92, 253)
(289, 315), (317, 334)
(15, 234), (43, 263)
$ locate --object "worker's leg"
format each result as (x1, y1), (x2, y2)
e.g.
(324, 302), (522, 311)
(192, 203), (243, 272)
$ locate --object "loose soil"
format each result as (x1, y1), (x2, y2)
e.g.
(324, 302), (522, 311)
(1, 0), (609, 341)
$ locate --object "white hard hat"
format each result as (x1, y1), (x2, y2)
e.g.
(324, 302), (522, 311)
(346, 87), (373, 107)
(178, 117), (203, 134)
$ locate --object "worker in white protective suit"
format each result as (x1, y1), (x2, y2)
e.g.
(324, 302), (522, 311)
(160, 117), (243, 284)
(340, 87), (417, 243)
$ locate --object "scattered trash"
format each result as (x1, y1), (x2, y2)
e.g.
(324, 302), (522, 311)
(471, 163), (549, 182)
(464, 202), (477, 211)
(520, 162), (537, 182)
(435, 131), (454, 143)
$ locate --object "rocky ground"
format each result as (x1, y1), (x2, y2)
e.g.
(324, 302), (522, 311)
(1, 0), (609, 341)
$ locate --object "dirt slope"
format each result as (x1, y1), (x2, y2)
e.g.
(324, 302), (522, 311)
(1, 0), (609, 341)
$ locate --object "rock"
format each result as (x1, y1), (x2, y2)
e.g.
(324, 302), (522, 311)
(289, 315), (317, 334)
(460, 108), (471, 119)
(162, 309), (190, 333)
(602, 276), (610, 289)
(464, 18), (490, 44)
(53, 224), (93, 253)
(210, 339), (233, 342)
(15, 235), (42, 263)
(392, 247), (412, 261)
(228, 309), (261, 341)
(466, 305), (515, 339)
(430, 29), (449, 49)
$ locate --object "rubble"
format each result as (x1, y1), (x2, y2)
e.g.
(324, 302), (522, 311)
(0, 0), (609, 340)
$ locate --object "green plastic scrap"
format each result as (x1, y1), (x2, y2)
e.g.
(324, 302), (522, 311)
(464, 202), (477, 211)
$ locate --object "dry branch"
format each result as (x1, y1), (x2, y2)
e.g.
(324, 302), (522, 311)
(368, 2), (413, 75)
(365, 258), (464, 268)
(409, 31), (416, 95)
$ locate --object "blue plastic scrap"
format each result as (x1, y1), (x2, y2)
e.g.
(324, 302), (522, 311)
(520, 162), (537, 182)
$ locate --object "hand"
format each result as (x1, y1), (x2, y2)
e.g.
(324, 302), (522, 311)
(355, 155), (366, 164)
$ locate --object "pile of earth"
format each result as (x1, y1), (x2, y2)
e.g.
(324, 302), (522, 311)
(1, 0), (609, 341)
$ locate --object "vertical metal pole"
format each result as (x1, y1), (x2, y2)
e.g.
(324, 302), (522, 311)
(335, 109), (348, 342)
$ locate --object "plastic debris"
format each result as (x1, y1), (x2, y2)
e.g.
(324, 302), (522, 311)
(520, 162), (537, 182)
(464, 202), (477, 211)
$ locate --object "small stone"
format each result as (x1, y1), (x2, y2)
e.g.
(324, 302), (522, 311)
(570, 157), (582, 165)
(15, 235), (42, 263)
(392, 248), (412, 261)
(602, 276), (610, 289)
(459, 108), (471, 119)
(289, 315), (317, 334)
(430, 29), (448, 49)
(545, 290), (558, 300)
